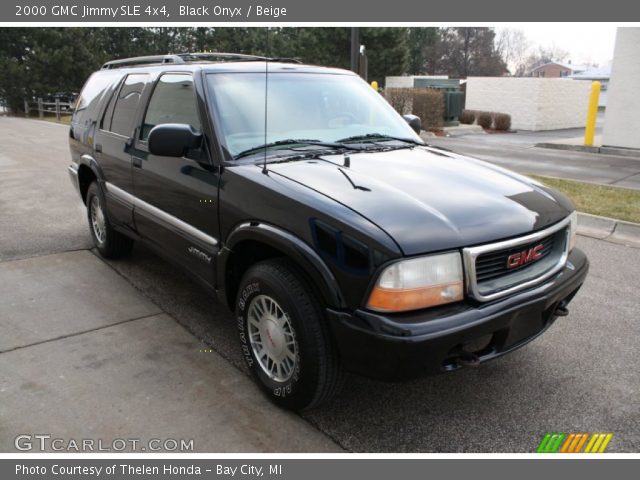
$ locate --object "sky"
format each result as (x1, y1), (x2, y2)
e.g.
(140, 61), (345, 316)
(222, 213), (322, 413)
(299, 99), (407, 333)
(496, 24), (618, 67)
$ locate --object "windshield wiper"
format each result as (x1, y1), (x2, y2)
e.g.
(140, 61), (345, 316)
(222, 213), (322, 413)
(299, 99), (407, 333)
(336, 133), (424, 146)
(234, 139), (360, 160)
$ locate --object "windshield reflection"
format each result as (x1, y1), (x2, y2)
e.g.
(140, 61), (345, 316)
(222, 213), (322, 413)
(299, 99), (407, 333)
(206, 72), (422, 158)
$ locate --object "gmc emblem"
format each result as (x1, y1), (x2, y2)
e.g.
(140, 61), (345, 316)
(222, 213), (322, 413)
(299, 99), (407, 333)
(507, 244), (544, 269)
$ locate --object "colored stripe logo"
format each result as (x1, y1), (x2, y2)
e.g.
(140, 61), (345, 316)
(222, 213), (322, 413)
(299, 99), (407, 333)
(537, 433), (613, 453)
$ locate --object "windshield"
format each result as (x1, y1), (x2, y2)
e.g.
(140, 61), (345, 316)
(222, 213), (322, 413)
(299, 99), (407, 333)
(206, 72), (422, 158)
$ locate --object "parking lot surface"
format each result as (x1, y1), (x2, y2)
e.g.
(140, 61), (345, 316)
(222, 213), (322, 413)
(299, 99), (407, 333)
(1, 117), (638, 452)
(427, 134), (640, 190)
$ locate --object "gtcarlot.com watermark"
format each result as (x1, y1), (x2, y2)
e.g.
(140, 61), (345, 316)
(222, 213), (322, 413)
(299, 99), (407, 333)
(14, 434), (194, 452)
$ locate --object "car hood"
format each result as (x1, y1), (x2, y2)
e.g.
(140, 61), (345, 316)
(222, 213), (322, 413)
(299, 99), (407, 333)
(267, 146), (573, 255)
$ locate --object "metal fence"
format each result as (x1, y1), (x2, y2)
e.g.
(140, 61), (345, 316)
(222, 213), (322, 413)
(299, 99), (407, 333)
(23, 98), (74, 120)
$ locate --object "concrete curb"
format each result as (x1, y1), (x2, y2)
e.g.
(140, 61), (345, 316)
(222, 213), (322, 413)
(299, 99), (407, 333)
(577, 212), (640, 248)
(441, 124), (485, 137)
(420, 131), (436, 139)
(536, 142), (640, 159)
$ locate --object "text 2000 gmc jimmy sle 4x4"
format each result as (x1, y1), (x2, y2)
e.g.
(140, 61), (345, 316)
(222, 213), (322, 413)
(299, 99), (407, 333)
(68, 53), (589, 410)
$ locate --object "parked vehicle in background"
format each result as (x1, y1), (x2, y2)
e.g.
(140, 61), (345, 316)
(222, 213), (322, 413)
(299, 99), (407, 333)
(45, 92), (77, 110)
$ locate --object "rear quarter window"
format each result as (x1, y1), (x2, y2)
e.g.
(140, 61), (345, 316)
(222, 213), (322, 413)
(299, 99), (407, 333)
(72, 71), (122, 126)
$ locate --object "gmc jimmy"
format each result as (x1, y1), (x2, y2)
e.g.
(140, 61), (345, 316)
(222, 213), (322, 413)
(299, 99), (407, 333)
(68, 53), (589, 410)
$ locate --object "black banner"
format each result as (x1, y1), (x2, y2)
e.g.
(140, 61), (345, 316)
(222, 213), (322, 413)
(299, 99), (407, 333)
(3, 459), (639, 480)
(4, 0), (640, 22)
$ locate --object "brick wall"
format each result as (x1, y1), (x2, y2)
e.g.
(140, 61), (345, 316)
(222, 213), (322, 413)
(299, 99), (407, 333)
(531, 64), (572, 78)
(465, 77), (590, 131)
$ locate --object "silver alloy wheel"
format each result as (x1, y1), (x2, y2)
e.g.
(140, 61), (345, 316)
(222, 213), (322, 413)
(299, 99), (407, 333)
(247, 294), (298, 383)
(90, 195), (106, 245)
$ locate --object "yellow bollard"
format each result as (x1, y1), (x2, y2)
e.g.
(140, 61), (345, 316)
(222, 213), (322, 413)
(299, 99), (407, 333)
(584, 81), (601, 146)
(370, 80), (379, 91)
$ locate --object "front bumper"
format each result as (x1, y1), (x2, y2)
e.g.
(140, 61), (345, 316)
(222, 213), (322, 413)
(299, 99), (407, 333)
(327, 248), (589, 381)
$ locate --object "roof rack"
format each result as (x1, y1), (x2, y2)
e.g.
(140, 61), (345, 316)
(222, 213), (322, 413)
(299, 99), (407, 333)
(101, 52), (302, 70)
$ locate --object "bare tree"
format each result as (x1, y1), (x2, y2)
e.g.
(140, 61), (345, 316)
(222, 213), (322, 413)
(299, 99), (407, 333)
(496, 28), (530, 76)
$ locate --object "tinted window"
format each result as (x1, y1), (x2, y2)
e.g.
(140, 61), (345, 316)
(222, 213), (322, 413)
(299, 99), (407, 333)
(207, 73), (419, 157)
(100, 83), (119, 131)
(102, 74), (147, 136)
(73, 71), (122, 124)
(141, 74), (200, 141)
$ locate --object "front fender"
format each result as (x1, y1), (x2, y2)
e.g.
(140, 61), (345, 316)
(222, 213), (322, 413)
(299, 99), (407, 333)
(218, 222), (346, 309)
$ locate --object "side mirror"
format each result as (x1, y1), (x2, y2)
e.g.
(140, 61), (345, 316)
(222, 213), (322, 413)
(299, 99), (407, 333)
(148, 124), (202, 157)
(403, 114), (422, 135)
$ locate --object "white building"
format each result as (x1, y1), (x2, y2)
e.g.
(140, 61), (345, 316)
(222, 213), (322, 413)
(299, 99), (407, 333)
(603, 28), (640, 150)
(465, 77), (590, 131)
(385, 75), (448, 88)
(570, 65), (611, 108)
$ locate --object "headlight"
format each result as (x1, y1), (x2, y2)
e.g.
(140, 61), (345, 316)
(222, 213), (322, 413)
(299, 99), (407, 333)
(367, 252), (464, 312)
(568, 211), (578, 251)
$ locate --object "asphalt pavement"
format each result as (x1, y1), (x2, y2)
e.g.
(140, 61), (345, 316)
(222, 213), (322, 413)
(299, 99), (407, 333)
(0, 118), (93, 262)
(426, 133), (640, 190)
(0, 117), (339, 453)
(0, 116), (638, 452)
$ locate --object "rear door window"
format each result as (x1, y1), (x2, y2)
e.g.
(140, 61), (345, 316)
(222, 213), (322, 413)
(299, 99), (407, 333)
(101, 73), (148, 136)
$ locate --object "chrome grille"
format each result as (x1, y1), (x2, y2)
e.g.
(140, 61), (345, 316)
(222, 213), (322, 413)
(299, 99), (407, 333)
(463, 217), (572, 302)
(475, 232), (557, 283)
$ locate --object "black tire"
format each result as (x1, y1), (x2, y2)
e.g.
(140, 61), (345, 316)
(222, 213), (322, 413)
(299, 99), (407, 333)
(236, 258), (343, 411)
(86, 181), (134, 259)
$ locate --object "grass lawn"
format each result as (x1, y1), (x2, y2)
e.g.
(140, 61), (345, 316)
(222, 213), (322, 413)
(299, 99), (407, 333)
(529, 174), (640, 224)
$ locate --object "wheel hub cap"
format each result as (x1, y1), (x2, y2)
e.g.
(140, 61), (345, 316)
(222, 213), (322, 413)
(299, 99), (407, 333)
(90, 196), (106, 244)
(247, 295), (297, 383)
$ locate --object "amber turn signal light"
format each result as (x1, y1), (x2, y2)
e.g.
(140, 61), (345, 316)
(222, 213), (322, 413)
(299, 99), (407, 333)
(366, 252), (464, 313)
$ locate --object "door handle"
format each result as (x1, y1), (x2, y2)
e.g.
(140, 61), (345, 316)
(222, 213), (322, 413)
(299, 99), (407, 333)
(132, 157), (143, 168)
(95, 144), (102, 153)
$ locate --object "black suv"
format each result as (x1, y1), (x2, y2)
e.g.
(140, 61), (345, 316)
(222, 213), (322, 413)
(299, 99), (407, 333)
(68, 53), (589, 410)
